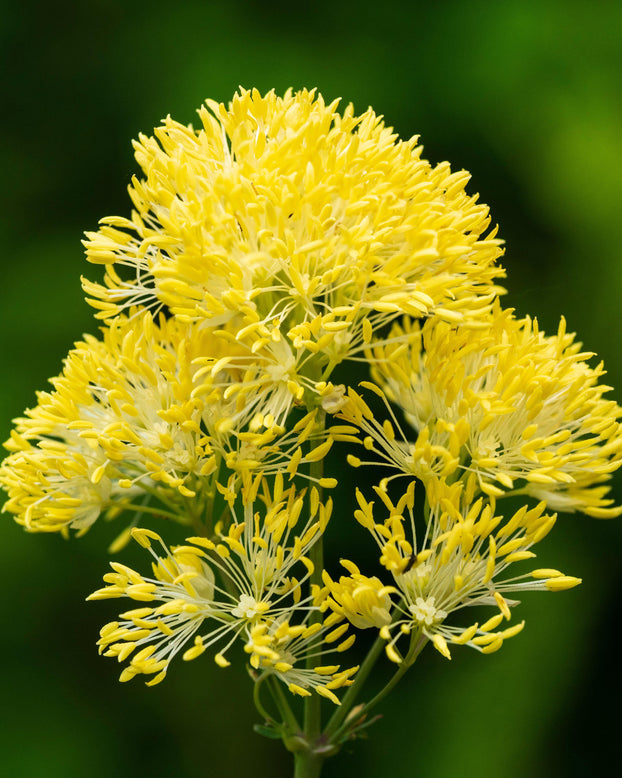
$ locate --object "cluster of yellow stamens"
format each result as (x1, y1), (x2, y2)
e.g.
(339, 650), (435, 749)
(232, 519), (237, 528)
(89, 478), (357, 696)
(339, 307), (622, 516)
(325, 481), (581, 663)
(0, 311), (336, 536)
(82, 88), (505, 391)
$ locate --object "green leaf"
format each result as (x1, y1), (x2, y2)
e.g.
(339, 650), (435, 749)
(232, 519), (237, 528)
(253, 723), (283, 740)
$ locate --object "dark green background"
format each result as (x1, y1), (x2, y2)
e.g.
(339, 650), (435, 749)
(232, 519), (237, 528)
(1, 1), (621, 776)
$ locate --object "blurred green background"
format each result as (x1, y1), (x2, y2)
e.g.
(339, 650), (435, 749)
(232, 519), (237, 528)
(1, 0), (621, 776)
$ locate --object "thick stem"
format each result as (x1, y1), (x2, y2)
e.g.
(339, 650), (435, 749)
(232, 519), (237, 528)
(294, 751), (325, 778)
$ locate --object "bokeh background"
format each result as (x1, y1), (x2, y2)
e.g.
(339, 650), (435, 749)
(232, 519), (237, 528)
(1, 1), (621, 776)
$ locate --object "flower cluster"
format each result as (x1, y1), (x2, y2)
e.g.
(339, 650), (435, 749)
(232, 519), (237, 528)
(88, 478), (357, 699)
(339, 308), (622, 513)
(82, 88), (505, 390)
(0, 310), (334, 538)
(329, 303), (621, 661)
(1, 88), (620, 740)
(325, 481), (580, 663)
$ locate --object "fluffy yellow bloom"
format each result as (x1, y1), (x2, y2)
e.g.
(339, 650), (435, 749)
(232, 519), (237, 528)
(341, 308), (622, 517)
(342, 481), (580, 663)
(0, 311), (334, 534)
(83, 88), (505, 388)
(89, 477), (336, 687)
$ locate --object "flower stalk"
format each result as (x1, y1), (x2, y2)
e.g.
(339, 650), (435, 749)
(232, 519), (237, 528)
(303, 408), (327, 746)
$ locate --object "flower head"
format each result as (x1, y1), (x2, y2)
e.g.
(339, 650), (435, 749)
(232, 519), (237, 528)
(89, 477), (341, 689)
(333, 481), (581, 663)
(342, 309), (622, 516)
(83, 88), (505, 387)
(322, 559), (394, 629)
(0, 311), (335, 535)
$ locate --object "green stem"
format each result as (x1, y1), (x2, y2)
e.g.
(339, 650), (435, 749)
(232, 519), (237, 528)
(304, 407), (327, 743)
(294, 751), (325, 778)
(253, 674), (279, 725)
(326, 631), (427, 746)
(324, 631), (386, 737)
(268, 676), (302, 734)
(113, 502), (184, 523)
(129, 481), (181, 512)
(352, 632), (427, 721)
(202, 457), (222, 536)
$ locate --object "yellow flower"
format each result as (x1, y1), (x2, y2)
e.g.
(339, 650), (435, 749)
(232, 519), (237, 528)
(0, 431), (113, 533)
(89, 476), (334, 685)
(322, 560), (394, 629)
(343, 481), (580, 663)
(245, 612), (358, 705)
(83, 88), (505, 388)
(343, 308), (622, 516)
(0, 311), (335, 534)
